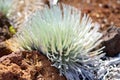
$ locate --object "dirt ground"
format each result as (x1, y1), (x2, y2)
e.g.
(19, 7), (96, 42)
(60, 0), (120, 30)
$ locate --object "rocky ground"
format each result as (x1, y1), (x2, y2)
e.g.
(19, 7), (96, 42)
(0, 0), (120, 80)
(0, 51), (66, 80)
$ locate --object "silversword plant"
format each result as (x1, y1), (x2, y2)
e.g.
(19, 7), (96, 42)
(0, 0), (13, 16)
(15, 4), (104, 80)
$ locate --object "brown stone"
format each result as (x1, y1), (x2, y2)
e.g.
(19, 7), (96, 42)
(102, 26), (120, 56)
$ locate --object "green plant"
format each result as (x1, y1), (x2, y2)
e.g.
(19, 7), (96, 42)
(15, 4), (103, 80)
(0, 0), (13, 16)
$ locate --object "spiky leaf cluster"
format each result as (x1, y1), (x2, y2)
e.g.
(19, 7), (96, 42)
(97, 56), (120, 80)
(15, 4), (103, 80)
(0, 0), (13, 16)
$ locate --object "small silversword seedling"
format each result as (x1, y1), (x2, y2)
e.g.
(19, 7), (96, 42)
(15, 4), (103, 80)
(0, 0), (13, 16)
